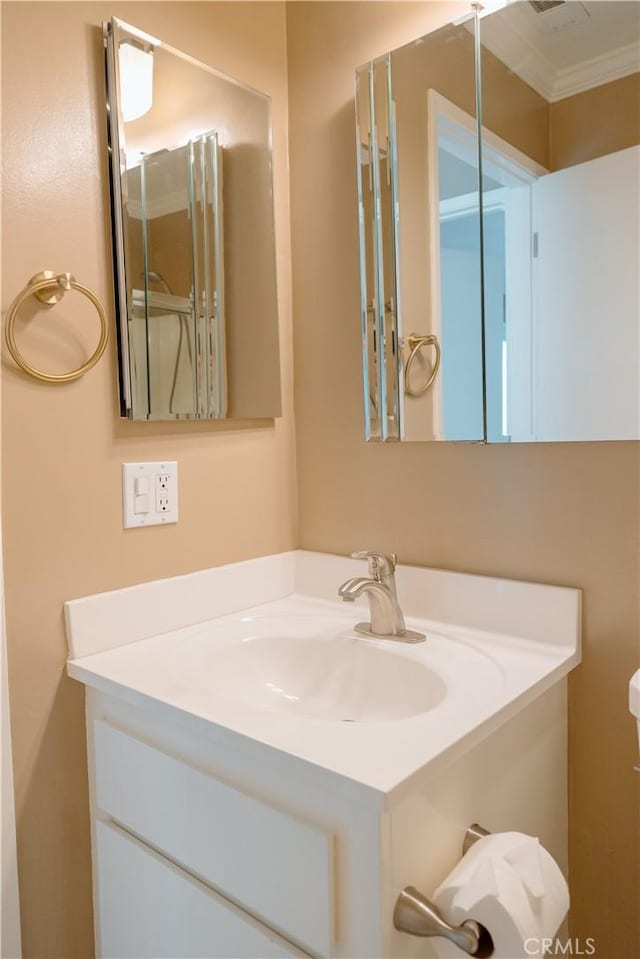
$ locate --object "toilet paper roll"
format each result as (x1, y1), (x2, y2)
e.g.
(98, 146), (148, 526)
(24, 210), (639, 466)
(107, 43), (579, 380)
(429, 832), (569, 959)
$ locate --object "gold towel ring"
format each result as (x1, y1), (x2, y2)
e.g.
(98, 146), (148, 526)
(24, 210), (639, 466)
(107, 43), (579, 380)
(404, 333), (441, 398)
(4, 271), (108, 383)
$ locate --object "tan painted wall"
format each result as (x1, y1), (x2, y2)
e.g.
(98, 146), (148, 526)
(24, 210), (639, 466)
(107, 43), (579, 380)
(3, 0), (640, 955)
(1, 3), (295, 956)
(550, 72), (640, 171)
(287, 4), (640, 959)
(482, 45), (549, 169)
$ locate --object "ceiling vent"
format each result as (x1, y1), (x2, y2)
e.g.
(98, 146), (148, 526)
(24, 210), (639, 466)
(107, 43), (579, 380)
(529, 1), (565, 12)
(529, 0), (590, 33)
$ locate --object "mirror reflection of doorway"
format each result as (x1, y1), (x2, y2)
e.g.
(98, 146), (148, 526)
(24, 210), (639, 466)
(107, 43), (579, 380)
(430, 92), (543, 442)
(439, 204), (506, 443)
(438, 206), (484, 441)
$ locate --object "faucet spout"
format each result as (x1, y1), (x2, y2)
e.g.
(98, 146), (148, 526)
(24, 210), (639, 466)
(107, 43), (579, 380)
(339, 577), (408, 638)
(338, 551), (426, 643)
(338, 576), (374, 602)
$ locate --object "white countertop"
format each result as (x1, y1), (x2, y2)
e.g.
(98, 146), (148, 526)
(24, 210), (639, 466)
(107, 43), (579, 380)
(66, 550), (581, 802)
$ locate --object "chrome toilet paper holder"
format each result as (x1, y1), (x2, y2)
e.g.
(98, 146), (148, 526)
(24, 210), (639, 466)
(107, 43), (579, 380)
(393, 823), (495, 957)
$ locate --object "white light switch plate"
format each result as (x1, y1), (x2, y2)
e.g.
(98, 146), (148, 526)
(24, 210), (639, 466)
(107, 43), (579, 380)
(122, 462), (178, 528)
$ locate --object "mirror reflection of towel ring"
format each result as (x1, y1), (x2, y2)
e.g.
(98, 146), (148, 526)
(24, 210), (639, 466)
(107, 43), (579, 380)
(5, 271), (108, 383)
(403, 333), (441, 397)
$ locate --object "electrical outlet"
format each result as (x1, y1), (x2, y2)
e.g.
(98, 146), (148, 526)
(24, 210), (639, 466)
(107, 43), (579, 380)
(122, 462), (178, 528)
(156, 477), (170, 513)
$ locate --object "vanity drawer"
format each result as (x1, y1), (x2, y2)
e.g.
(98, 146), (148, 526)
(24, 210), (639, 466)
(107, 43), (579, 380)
(93, 720), (334, 956)
(95, 819), (309, 958)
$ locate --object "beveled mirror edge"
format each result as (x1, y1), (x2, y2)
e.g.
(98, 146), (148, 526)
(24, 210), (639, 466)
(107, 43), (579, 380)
(372, 55), (399, 442)
(370, 61), (388, 438)
(355, 57), (404, 443)
(355, 62), (383, 442)
(104, 18), (132, 417)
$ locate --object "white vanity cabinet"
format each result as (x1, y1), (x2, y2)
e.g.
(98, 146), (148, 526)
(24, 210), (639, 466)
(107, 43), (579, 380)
(68, 551), (579, 958)
(86, 688), (387, 959)
(90, 716), (333, 957)
(85, 679), (568, 959)
(95, 821), (304, 959)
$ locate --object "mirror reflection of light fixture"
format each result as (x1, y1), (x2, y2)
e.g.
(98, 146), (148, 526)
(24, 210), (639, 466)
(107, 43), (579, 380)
(119, 41), (154, 122)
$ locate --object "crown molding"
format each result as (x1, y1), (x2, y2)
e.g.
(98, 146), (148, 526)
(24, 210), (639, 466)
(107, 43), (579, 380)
(481, 16), (640, 103)
(551, 41), (639, 101)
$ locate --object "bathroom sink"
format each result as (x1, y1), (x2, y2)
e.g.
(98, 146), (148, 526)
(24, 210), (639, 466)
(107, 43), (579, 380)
(187, 633), (447, 722)
(66, 550), (580, 796)
(164, 610), (504, 725)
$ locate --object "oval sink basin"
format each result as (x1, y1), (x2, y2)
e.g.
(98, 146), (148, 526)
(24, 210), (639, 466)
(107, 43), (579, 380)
(194, 633), (447, 722)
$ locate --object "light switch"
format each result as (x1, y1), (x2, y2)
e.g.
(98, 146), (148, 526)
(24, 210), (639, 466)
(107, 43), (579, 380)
(122, 462), (178, 528)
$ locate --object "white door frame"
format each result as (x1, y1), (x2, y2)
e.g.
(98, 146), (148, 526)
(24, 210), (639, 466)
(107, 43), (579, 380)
(426, 89), (547, 440)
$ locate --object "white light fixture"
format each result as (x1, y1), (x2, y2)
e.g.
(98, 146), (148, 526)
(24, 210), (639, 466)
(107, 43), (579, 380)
(119, 41), (154, 122)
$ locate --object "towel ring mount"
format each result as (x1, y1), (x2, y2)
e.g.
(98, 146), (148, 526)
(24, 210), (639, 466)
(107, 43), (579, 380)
(4, 271), (108, 384)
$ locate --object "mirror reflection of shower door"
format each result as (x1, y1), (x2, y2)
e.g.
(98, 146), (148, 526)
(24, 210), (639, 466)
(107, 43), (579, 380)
(125, 132), (226, 420)
(148, 142), (193, 418)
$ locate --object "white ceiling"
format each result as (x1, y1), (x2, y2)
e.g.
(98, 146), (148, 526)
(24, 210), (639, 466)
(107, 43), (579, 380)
(479, 1), (640, 102)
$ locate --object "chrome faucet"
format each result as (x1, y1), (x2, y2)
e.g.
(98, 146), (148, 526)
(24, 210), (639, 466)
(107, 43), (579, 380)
(339, 551), (425, 643)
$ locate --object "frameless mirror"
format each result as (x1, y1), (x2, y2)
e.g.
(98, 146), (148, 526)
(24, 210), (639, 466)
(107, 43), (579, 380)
(356, 1), (640, 443)
(104, 18), (281, 421)
(480, 0), (640, 442)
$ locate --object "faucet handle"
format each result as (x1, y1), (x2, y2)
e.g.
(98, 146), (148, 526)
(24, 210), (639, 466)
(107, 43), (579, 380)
(351, 550), (397, 581)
